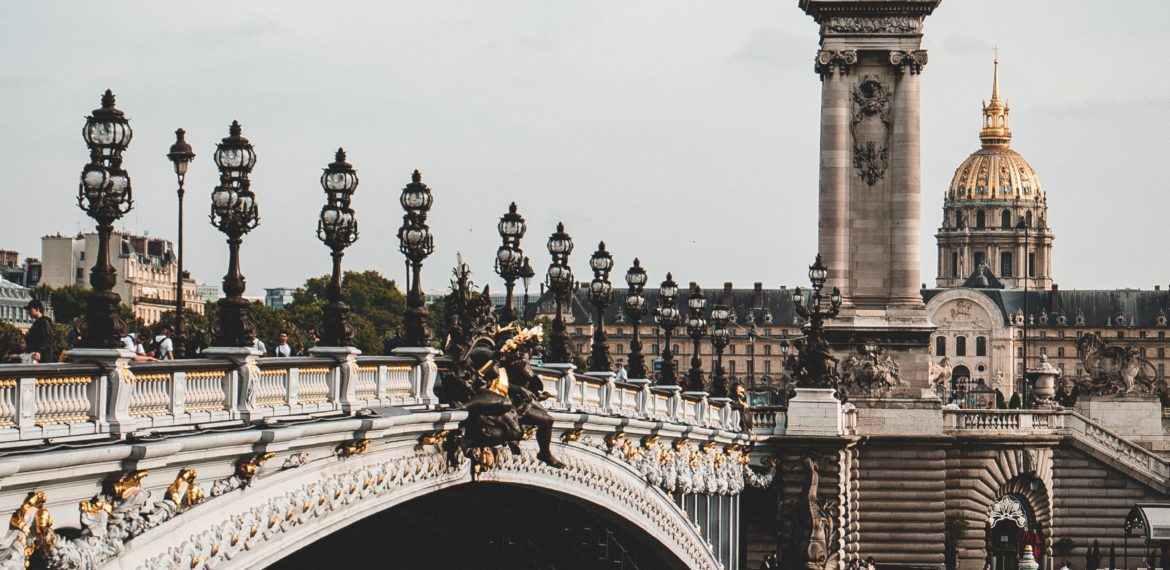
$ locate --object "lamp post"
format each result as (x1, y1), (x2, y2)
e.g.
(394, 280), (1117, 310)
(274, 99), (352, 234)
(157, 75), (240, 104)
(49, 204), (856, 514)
(748, 322), (758, 390)
(76, 90), (134, 349)
(686, 284), (708, 389)
(792, 254), (843, 387)
(519, 256), (535, 324)
(623, 259), (649, 379)
(655, 273), (681, 386)
(545, 223), (574, 364)
(166, 129), (195, 358)
(316, 149), (360, 346)
(1016, 218), (1030, 407)
(209, 121), (259, 347)
(709, 301), (731, 397)
(587, 242), (614, 372)
(397, 170), (435, 347)
(495, 203), (527, 324)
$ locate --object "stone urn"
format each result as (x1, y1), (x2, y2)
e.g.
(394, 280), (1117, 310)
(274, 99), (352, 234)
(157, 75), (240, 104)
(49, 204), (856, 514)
(1027, 354), (1061, 409)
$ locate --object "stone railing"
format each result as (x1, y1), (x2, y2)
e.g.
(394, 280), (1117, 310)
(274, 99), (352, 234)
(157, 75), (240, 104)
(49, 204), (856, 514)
(0, 357), (746, 447)
(942, 409), (1067, 433)
(538, 369), (742, 431)
(0, 352), (435, 447)
(943, 408), (1170, 486)
(749, 406), (787, 435)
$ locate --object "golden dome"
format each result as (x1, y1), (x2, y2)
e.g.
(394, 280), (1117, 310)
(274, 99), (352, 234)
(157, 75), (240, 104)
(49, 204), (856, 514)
(947, 147), (1043, 201)
(946, 57), (1045, 203)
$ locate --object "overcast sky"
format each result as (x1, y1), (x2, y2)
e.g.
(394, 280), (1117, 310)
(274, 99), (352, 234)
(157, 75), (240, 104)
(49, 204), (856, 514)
(3, 1), (1168, 297)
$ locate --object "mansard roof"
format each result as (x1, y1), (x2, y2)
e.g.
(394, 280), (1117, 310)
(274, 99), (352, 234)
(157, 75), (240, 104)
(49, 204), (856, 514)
(921, 287), (1170, 328)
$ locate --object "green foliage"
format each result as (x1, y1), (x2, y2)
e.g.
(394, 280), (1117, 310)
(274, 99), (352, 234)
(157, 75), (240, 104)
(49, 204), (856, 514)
(33, 284), (140, 333)
(944, 514), (970, 570)
(0, 321), (23, 356)
(283, 270), (407, 355)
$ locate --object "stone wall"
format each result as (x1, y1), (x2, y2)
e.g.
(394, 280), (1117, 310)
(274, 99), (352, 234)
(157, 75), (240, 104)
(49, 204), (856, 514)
(855, 442), (948, 567)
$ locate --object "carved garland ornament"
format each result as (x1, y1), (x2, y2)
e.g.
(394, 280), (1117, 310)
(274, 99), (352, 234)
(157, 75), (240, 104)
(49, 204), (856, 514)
(141, 448), (725, 570)
(595, 433), (776, 496)
(850, 75), (892, 187)
(824, 16), (923, 35)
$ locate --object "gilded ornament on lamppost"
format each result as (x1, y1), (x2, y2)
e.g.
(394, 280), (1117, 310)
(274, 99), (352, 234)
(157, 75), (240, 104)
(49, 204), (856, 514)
(709, 300), (731, 397)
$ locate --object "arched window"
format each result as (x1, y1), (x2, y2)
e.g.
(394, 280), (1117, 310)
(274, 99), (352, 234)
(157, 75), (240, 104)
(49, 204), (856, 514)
(976, 337), (987, 357)
(935, 336), (947, 356)
(976, 210), (986, 229)
(1001, 210), (1011, 229)
(1025, 211), (1033, 227)
(956, 336), (967, 357)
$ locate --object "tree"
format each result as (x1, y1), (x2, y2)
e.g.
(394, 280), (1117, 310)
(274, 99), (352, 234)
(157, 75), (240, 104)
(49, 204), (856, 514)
(33, 284), (140, 334)
(284, 270), (407, 355)
(0, 321), (23, 356)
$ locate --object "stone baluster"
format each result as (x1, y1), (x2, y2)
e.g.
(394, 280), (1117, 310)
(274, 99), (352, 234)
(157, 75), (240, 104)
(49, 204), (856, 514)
(627, 378), (650, 417)
(170, 372), (187, 417)
(391, 346), (441, 407)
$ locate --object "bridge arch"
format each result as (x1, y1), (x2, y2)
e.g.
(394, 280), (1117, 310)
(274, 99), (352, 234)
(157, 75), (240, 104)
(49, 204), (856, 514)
(113, 441), (722, 570)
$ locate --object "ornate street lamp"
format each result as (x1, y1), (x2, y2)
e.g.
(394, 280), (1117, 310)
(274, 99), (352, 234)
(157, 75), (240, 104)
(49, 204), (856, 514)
(709, 301), (731, 397)
(316, 149), (360, 346)
(77, 90), (134, 349)
(686, 284), (708, 390)
(519, 256), (535, 323)
(209, 121), (259, 347)
(166, 129), (195, 358)
(587, 241), (614, 372)
(792, 253), (843, 387)
(397, 170), (435, 347)
(494, 202), (527, 324)
(655, 273), (681, 386)
(623, 259), (649, 379)
(544, 223), (574, 364)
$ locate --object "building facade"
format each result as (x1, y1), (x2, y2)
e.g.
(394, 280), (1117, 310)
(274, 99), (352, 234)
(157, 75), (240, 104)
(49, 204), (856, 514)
(39, 232), (204, 325)
(0, 278), (52, 331)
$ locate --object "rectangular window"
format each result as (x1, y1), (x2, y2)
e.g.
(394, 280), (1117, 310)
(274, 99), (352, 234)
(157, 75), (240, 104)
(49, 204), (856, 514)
(936, 336), (947, 357)
(729, 345), (736, 355)
(974, 252), (986, 268)
(617, 344), (624, 354)
(951, 252), (959, 277)
(956, 336), (967, 357)
(765, 361), (772, 374)
(1058, 347), (1065, 358)
(1159, 348), (1165, 358)
(652, 344), (659, 355)
(1140, 331), (1147, 339)
(1000, 252), (1013, 278)
(729, 361), (736, 374)
(976, 337), (987, 357)
(1028, 253), (1036, 278)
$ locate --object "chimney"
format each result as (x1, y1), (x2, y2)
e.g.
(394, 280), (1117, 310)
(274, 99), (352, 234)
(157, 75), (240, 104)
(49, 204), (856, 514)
(753, 282), (764, 307)
(1156, 285), (1162, 291)
(722, 282), (734, 306)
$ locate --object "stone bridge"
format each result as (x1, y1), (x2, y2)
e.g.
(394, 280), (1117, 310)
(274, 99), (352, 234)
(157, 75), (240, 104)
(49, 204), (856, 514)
(0, 350), (766, 570)
(3, 352), (1170, 570)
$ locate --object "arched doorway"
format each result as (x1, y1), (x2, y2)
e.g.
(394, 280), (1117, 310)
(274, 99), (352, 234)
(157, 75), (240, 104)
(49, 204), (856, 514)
(951, 365), (972, 406)
(987, 495), (1039, 570)
(272, 483), (687, 570)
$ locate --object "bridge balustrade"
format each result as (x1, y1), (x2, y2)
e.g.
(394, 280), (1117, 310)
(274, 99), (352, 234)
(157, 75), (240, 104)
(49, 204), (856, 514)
(0, 357), (743, 448)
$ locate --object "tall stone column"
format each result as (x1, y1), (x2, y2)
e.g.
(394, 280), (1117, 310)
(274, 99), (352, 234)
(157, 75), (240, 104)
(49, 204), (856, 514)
(816, 49), (857, 305)
(888, 50), (927, 308)
(800, 0), (940, 390)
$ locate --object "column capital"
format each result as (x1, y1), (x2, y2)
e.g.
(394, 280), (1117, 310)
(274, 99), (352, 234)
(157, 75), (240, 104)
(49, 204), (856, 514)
(889, 49), (929, 75)
(815, 49), (858, 78)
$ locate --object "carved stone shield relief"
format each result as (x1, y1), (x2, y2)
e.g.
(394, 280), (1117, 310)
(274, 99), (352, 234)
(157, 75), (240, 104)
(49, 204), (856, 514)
(850, 75), (892, 187)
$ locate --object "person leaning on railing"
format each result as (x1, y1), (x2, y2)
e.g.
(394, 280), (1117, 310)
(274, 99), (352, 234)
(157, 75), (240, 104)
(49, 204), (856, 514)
(23, 299), (54, 363)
